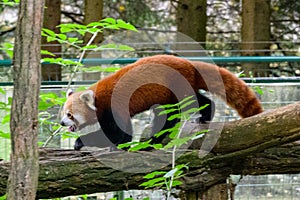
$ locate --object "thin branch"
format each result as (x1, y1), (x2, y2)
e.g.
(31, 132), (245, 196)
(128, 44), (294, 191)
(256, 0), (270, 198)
(0, 26), (16, 36)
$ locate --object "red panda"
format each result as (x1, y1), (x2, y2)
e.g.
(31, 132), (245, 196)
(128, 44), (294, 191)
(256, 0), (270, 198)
(61, 55), (263, 150)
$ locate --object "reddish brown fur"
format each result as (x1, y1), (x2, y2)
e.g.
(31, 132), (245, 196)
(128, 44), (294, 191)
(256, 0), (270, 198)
(89, 55), (263, 119)
(191, 61), (263, 117)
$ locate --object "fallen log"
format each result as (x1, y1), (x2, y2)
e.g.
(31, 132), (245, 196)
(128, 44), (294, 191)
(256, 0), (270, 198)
(0, 102), (299, 199)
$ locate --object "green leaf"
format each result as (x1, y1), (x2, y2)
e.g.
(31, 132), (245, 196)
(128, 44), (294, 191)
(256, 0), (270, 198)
(0, 131), (10, 139)
(152, 143), (163, 149)
(139, 177), (165, 189)
(0, 102), (6, 109)
(175, 164), (189, 171)
(80, 45), (98, 50)
(167, 113), (182, 121)
(97, 43), (117, 49)
(118, 45), (135, 51)
(156, 103), (177, 109)
(101, 18), (116, 25)
(143, 171), (166, 179)
(46, 36), (57, 43)
(7, 97), (12, 105)
(153, 127), (173, 138)
(128, 141), (152, 151)
(0, 88), (5, 94)
(168, 123), (181, 139)
(77, 29), (87, 36)
(41, 50), (55, 57)
(179, 99), (197, 109)
(0, 42), (14, 58)
(87, 22), (107, 28)
(178, 95), (195, 105)
(0, 194), (6, 200)
(57, 33), (67, 40)
(2, 0), (17, 6)
(171, 180), (183, 187)
(87, 27), (100, 33)
(42, 58), (82, 66)
(164, 137), (191, 149)
(158, 108), (178, 116)
(67, 37), (79, 43)
(117, 141), (139, 149)
(81, 66), (120, 73)
(253, 86), (264, 95)
(116, 19), (137, 31)
(42, 28), (56, 37)
(2, 114), (10, 124)
(60, 26), (72, 33)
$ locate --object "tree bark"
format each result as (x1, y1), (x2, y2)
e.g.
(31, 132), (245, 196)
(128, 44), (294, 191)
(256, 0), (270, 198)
(82, 0), (103, 81)
(0, 102), (299, 199)
(7, 0), (44, 199)
(241, 0), (271, 76)
(41, 0), (62, 81)
(176, 0), (207, 57)
(177, 0), (207, 43)
(84, 0), (103, 44)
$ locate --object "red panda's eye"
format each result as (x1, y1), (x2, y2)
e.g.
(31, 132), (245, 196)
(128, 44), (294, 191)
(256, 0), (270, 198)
(67, 113), (73, 119)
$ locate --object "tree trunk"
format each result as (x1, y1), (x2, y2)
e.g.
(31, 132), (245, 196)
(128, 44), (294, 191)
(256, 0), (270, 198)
(177, 0), (207, 43)
(84, 0), (103, 44)
(41, 0), (62, 81)
(0, 102), (299, 199)
(83, 0), (103, 81)
(241, 0), (271, 77)
(7, 0), (44, 199)
(176, 0), (207, 57)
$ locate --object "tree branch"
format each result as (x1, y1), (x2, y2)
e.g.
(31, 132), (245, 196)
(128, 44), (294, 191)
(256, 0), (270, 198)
(0, 102), (299, 199)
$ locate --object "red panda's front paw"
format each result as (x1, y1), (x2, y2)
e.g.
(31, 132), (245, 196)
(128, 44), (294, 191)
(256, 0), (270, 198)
(74, 137), (84, 150)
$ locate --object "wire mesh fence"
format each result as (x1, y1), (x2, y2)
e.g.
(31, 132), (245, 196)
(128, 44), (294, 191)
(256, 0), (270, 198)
(0, 54), (299, 199)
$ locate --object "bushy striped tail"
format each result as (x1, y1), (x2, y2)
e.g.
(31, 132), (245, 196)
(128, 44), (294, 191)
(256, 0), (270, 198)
(191, 61), (263, 118)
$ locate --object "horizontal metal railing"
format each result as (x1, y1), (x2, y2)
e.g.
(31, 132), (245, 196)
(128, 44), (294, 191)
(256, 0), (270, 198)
(1, 56), (300, 66)
(0, 56), (299, 86)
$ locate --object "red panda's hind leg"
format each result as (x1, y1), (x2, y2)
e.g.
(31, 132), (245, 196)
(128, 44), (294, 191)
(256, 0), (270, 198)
(149, 93), (215, 145)
(196, 93), (215, 123)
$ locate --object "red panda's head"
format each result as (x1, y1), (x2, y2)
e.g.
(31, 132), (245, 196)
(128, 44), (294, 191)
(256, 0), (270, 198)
(61, 89), (98, 132)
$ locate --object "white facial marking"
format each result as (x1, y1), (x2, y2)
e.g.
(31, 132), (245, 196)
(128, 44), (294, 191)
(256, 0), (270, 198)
(61, 115), (75, 126)
(73, 113), (86, 125)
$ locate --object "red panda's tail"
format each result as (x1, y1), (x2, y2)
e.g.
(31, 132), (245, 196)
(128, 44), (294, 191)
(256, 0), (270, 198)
(191, 61), (263, 118)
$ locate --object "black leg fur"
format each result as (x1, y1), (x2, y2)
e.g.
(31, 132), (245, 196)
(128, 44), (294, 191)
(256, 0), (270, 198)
(150, 93), (215, 145)
(74, 109), (132, 150)
(196, 93), (215, 123)
(74, 94), (214, 150)
(99, 109), (133, 146)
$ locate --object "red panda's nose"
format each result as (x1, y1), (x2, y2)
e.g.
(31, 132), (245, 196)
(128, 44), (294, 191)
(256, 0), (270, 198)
(60, 121), (65, 126)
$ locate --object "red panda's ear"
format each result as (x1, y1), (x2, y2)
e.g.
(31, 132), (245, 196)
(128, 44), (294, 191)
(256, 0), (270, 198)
(80, 90), (97, 111)
(66, 89), (73, 98)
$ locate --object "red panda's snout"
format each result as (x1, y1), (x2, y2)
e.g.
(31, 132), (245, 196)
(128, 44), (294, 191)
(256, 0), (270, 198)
(60, 112), (77, 132)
